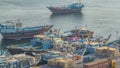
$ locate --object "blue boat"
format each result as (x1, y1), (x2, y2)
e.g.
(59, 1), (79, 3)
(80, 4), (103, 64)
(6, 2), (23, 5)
(47, 1), (84, 14)
(0, 20), (53, 40)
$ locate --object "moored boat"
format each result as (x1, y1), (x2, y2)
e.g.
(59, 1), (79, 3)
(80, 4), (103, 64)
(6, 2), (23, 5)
(0, 20), (53, 40)
(47, 0), (84, 14)
(61, 27), (94, 41)
(84, 34), (112, 54)
(6, 34), (55, 55)
(106, 38), (120, 51)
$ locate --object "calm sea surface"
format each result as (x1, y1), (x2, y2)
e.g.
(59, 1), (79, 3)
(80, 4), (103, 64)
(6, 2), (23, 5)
(0, 0), (120, 48)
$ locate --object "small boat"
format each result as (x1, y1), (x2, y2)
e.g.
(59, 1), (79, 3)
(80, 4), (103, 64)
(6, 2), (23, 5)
(84, 34), (111, 54)
(106, 38), (120, 51)
(6, 45), (47, 55)
(0, 19), (53, 40)
(6, 34), (54, 55)
(61, 27), (94, 41)
(37, 51), (64, 65)
(47, 0), (84, 14)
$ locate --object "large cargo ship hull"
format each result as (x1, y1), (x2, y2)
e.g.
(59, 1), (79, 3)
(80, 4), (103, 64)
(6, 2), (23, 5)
(1, 25), (53, 40)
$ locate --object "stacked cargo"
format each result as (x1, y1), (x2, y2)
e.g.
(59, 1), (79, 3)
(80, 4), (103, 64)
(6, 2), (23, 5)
(52, 38), (64, 50)
(95, 46), (119, 57)
(13, 54), (36, 67)
(48, 58), (74, 68)
(0, 57), (8, 68)
(109, 57), (120, 68)
(73, 55), (82, 61)
(48, 58), (60, 66)
(83, 59), (110, 68)
(0, 56), (19, 68)
(6, 57), (19, 68)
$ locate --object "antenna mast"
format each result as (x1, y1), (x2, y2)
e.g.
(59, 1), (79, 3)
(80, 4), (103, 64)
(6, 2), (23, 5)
(78, 0), (81, 3)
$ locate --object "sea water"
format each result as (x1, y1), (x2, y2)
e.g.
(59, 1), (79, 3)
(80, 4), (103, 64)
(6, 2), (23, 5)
(0, 0), (120, 47)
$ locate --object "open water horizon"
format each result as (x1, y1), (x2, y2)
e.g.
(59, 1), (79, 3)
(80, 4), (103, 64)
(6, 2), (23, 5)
(0, 0), (120, 47)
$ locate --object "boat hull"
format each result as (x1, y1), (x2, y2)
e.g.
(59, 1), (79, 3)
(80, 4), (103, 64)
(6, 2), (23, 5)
(1, 25), (53, 40)
(6, 47), (46, 55)
(47, 7), (83, 14)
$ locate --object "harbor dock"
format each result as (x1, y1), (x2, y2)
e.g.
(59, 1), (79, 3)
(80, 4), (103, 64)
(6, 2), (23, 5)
(0, 25), (120, 68)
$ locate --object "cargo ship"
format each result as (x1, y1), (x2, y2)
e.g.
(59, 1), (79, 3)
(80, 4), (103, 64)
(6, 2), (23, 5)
(47, 0), (84, 14)
(0, 20), (53, 40)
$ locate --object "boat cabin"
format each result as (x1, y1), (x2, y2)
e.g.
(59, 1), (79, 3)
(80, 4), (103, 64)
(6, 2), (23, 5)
(0, 20), (22, 33)
(31, 34), (53, 50)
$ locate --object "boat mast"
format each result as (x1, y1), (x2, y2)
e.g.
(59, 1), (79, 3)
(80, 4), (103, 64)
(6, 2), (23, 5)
(78, 0), (81, 3)
(116, 31), (119, 40)
(0, 34), (3, 55)
(18, 19), (20, 23)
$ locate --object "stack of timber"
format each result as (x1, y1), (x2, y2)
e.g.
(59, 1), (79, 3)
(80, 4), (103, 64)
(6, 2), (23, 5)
(48, 58), (74, 68)
(95, 46), (120, 57)
(0, 54), (36, 68)
(83, 59), (109, 68)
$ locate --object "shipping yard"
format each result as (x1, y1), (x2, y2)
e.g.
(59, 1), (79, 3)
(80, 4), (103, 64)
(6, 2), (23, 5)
(0, 0), (120, 68)
(0, 21), (120, 68)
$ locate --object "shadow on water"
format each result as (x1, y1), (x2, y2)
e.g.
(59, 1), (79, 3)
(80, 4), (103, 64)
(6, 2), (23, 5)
(49, 13), (84, 23)
(50, 12), (83, 19)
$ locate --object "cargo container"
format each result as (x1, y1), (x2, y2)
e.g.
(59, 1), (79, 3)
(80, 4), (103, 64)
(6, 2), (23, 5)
(83, 59), (110, 68)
